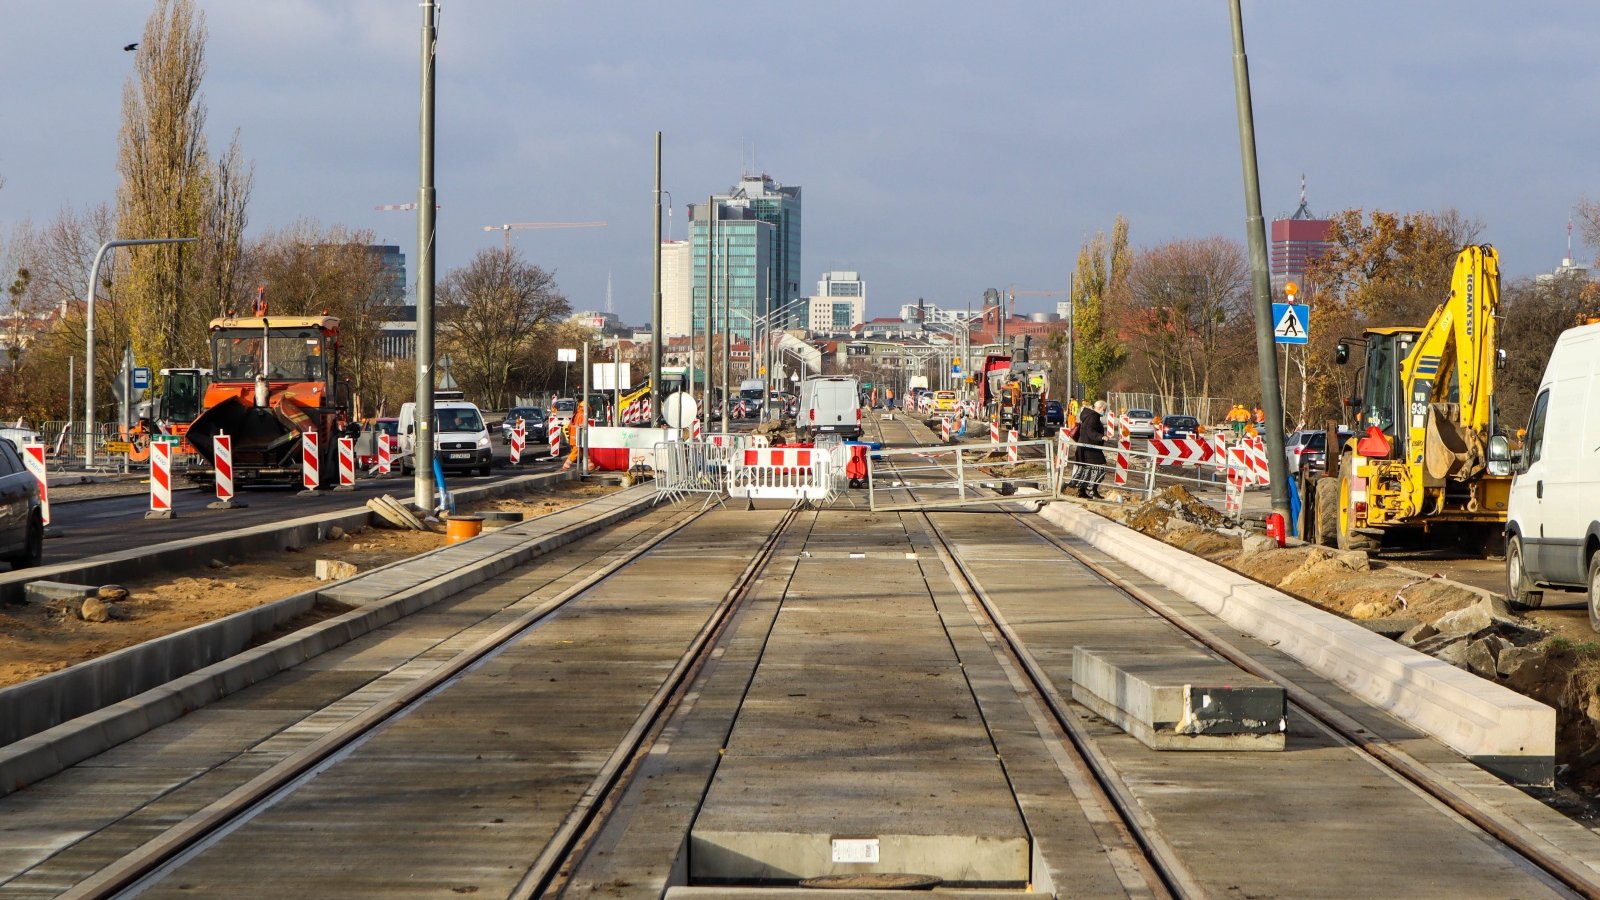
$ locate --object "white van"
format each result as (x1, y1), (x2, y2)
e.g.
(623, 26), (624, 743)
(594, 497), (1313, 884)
(398, 399), (494, 476)
(1506, 321), (1600, 622)
(798, 376), (862, 441)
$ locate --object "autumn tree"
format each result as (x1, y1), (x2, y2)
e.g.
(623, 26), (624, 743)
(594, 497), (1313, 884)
(1497, 273), (1600, 432)
(1072, 215), (1132, 399)
(1123, 236), (1250, 409)
(437, 248), (571, 409)
(116, 0), (252, 373)
(1302, 208), (1482, 423)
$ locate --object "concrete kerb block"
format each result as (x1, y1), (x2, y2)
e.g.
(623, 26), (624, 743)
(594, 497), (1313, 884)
(1039, 501), (1555, 785)
(23, 581), (97, 605)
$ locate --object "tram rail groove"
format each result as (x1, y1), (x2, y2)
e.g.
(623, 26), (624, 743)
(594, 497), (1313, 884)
(880, 413), (1600, 899)
(511, 505), (802, 899)
(61, 500), (723, 900)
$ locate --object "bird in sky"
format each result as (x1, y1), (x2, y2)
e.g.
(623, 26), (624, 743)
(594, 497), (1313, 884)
(123, 43), (138, 51)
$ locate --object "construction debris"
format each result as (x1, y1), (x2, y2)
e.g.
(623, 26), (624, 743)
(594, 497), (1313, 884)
(367, 495), (427, 531)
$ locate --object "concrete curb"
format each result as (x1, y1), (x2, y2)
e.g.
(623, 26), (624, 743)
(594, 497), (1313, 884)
(0, 477), (649, 796)
(1039, 501), (1555, 784)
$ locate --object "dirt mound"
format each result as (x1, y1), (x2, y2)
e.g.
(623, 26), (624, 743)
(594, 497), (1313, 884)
(1124, 485), (1227, 534)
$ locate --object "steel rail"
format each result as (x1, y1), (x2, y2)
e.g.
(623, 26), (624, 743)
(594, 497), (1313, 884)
(510, 504), (802, 898)
(868, 415), (1198, 898)
(63, 501), (718, 900)
(885, 412), (1600, 899)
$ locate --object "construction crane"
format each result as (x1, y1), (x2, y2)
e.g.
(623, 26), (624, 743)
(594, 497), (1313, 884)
(483, 221), (607, 254)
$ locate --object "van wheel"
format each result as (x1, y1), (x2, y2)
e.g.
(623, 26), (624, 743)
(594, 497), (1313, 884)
(1587, 552), (1600, 633)
(1506, 534), (1544, 610)
(7, 511), (42, 569)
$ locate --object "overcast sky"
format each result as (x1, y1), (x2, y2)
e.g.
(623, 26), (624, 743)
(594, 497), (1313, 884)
(4, 2), (1598, 324)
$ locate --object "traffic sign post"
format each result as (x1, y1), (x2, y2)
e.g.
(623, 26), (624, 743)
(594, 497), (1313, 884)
(1272, 303), (1308, 345)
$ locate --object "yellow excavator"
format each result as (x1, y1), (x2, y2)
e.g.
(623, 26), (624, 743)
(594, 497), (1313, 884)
(1313, 245), (1513, 554)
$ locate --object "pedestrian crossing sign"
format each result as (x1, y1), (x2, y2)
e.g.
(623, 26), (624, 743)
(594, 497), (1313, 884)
(1272, 303), (1308, 345)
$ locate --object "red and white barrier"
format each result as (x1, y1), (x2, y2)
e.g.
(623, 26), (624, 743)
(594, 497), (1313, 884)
(727, 446), (834, 502)
(1149, 436), (1215, 467)
(1056, 427), (1073, 469)
(549, 426), (562, 459)
(989, 419), (1000, 444)
(337, 436), (356, 491)
(301, 430), (320, 493)
(147, 440), (174, 519)
(1007, 429), (1019, 463)
(208, 433), (241, 509)
(21, 442), (47, 526)
(377, 432), (392, 475)
(940, 417), (951, 443)
(510, 419), (526, 465)
(1116, 430), (1131, 487)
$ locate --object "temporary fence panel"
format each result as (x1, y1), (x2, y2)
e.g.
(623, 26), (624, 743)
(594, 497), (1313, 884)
(867, 439), (1055, 513)
(726, 446), (836, 503)
(653, 440), (731, 506)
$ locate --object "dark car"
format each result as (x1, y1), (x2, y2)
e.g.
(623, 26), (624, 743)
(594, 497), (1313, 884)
(1160, 415), (1201, 440)
(1042, 400), (1065, 434)
(358, 417), (400, 468)
(500, 406), (548, 445)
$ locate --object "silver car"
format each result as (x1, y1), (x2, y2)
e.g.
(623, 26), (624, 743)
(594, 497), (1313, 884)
(1123, 408), (1158, 439)
(0, 439), (43, 569)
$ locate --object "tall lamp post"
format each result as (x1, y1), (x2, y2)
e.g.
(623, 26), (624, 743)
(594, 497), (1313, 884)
(82, 237), (196, 468)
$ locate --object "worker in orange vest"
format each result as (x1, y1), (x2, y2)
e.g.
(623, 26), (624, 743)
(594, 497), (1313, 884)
(562, 401), (586, 471)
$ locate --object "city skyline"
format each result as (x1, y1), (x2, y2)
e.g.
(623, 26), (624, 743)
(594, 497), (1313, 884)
(4, 3), (1599, 325)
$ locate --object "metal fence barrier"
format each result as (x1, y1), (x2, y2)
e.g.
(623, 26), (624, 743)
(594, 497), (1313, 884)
(726, 446), (838, 505)
(652, 440), (732, 506)
(867, 439), (1056, 512)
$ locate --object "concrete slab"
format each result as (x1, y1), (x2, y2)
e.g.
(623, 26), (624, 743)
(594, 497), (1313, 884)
(1071, 646), (1286, 750)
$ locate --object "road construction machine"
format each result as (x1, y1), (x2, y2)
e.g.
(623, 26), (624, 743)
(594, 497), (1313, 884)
(1312, 245), (1514, 553)
(183, 315), (351, 487)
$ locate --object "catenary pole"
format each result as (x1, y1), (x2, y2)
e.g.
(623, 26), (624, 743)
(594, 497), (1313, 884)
(650, 132), (663, 423)
(1229, 0), (1291, 522)
(414, 1), (439, 508)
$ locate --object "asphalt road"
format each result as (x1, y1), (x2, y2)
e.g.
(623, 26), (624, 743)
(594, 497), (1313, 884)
(41, 449), (563, 566)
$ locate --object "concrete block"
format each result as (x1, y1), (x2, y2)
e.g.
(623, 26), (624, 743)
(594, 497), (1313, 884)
(22, 580), (95, 605)
(1039, 502), (1556, 785)
(1071, 647), (1286, 751)
(315, 559), (359, 581)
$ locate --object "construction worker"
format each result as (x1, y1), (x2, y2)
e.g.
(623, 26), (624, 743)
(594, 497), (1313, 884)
(1226, 403), (1249, 437)
(1253, 405), (1266, 427)
(562, 401), (586, 471)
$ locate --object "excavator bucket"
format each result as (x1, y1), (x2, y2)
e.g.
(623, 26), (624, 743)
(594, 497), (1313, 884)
(1423, 402), (1481, 484)
(187, 396), (302, 471)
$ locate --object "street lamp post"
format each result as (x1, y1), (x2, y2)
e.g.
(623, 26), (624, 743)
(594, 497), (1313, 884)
(82, 237), (196, 468)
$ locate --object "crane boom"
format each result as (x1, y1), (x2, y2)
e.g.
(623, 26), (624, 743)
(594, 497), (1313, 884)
(482, 221), (608, 252)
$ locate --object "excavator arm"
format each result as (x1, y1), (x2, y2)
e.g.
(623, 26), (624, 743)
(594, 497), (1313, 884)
(1400, 244), (1500, 483)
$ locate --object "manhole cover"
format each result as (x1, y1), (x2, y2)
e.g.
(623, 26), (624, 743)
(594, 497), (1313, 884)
(798, 873), (942, 890)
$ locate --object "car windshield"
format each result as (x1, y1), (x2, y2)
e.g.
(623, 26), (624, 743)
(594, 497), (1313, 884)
(1164, 416), (1198, 428)
(554, 399), (576, 412)
(508, 407), (544, 421)
(1128, 409), (1155, 419)
(739, 388), (764, 401)
(374, 420), (398, 436)
(434, 409), (484, 432)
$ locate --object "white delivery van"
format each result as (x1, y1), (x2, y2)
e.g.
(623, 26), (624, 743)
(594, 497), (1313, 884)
(1506, 321), (1600, 622)
(398, 399), (494, 476)
(798, 376), (862, 441)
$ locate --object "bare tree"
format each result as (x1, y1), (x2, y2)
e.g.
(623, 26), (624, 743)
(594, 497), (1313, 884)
(438, 248), (570, 409)
(1125, 236), (1250, 409)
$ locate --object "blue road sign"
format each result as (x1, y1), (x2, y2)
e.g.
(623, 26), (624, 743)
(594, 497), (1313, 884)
(132, 367), (151, 390)
(1272, 303), (1308, 345)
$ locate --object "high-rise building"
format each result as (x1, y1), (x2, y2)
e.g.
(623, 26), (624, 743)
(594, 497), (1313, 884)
(660, 240), (693, 337)
(807, 272), (866, 334)
(1270, 178), (1333, 300)
(689, 174), (802, 340)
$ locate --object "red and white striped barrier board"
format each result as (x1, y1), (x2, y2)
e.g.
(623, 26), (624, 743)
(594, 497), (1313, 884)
(621, 396), (652, 425)
(1116, 431), (1131, 486)
(1056, 427), (1072, 469)
(1243, 436), (1270, 485)
(377, 432), (392, 475)
(1007, 429), (1019, 463)
(940, 417), (951, 443)
(212, 433), (236, 507)
(990, 419), (1000, 444)
(510, 420), (526, 465)
(549, 426), (562, 459)
(743, 447), (814, 472)
(337, 436), (356, 491)
(21, 442), (47, 526)
(728, 446), (834, 502)
(147, 440), (174, 519)
(301, 430), (320, 493)
(1149, 436), (1215, 467)
(692, 418), (703, 440)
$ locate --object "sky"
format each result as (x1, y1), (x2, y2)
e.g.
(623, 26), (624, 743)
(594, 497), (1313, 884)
(3, 1), (1599, 325)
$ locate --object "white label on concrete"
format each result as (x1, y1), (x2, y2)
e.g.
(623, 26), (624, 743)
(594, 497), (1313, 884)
(831, 838), (880, 864)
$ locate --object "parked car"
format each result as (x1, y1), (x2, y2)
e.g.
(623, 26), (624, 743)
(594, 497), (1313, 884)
(1284, 428), (1354, 475)
(1123, 408), (1158, 439)
(1042, 400), (1065, 435)
(1506, 321), (1600, 617)
(933, 390), (958, 413)
(1160, 415), (1201, 440)
(0, 438), (43, 569)
(500, 406), (547, 445)
(398, 399), (493, 476)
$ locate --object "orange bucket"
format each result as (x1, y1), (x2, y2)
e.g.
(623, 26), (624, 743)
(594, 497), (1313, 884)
(445, 515), (483, 544)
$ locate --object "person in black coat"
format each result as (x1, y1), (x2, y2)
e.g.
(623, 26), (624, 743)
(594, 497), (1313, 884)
(1072, 400), (1109, 499)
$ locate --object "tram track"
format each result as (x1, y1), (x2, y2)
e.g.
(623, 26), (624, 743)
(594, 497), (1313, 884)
(871, 412), (1600, 899)
(52, 500), (803, 900)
